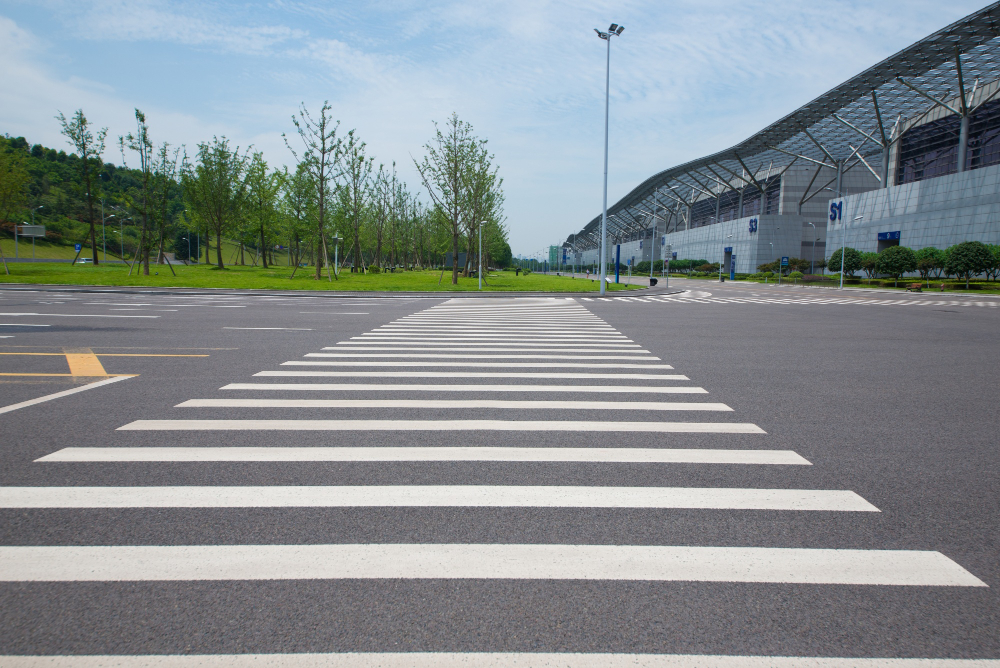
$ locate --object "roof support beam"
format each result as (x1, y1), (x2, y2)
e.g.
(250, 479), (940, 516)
(685, 171), (718, 198)
(710, 162), (751, 188)
(665, 184), (694, 207)
(871, 91), (888, 146)
(832, 114), (884, 147)
(801, 128), (839, 165)
(955, 48), (970, 116)
(733, 154), (767, 194)
(896, 77), (962, 116)
(849, 145), (882, 183)
(767, 145), (835, 169)
(798, 163), (824, 213)
(704, 164), (742, 191)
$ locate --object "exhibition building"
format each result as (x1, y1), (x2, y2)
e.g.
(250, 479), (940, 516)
(561, 3), (1000, 276)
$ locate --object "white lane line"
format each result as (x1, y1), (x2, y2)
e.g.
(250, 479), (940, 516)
(37, 447), (807, 464)
(0, 486), (875, 511)
(256, 371), (691, 380)
(3, 654), (996, 666)
(322, 347), (651, 353)
(359, 332), (627, 337)
(282, 361), (674, 369)
(300, 312), (370, 315)
(303, 354), (660, 361)
(336, 341), (643, 347)
(0, 377), (134, 416)
(221, 383), (707, 394)
(176, 399), (731, 411)
(0, 312), (159, 318)
(0, 544), (982, 585)
(223, 327), (314, 331)
(0, 324), (50, 327)
(118, 420), (764, 433)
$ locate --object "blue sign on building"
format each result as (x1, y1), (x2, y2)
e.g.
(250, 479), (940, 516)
(724, 247), (733, 253)
(781, 256), (789, 266)
(877, 231), (901, 241)
(671, 252), (677, 259)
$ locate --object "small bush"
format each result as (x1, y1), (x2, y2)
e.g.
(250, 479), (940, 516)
(788, 271), (804, 281)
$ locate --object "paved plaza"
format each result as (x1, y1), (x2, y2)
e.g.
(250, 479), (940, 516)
(0, 282), (998, 665)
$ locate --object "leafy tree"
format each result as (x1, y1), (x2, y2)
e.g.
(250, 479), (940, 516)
(985, 244), (1000, 282)
(173, 228), (199, 262)
(860, 251), (879, 280)
(945, 241), (994, 288)
(181, 137), (250, 269)
(875, 246), (917, 286)
(281, 163), (315, 275)
(828, 247), (862, 277)
(337, 129), (373, 273)
(245, 152), (281, 269)
(0, 138), (30, 273)
(416, 113), (476, 285)
(285, 102), (341, 280)
(460, 135), (504, 280)
(118, 109), (154, 275)
(915, 247), (945, 282)
(57, 109), (107, 264)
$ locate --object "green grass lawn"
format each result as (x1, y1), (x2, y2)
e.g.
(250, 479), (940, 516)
(0, 262), (641, 292)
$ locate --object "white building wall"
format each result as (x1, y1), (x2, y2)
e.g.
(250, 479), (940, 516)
(830, 161), (1000, 256)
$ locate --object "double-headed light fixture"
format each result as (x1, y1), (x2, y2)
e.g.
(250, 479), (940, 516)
(594, 23), (623, 295)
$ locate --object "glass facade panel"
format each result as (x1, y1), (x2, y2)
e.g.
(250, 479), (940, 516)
(896, 115), (960, 184)
(718, 190), (740, 221)
(684, 176), (780, 228)
(966, 99), (1000, 170)
(690, 198), (716, 228)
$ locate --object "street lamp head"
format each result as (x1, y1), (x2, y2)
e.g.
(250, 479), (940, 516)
(594, 28), (608, 39)
(615, 25), (624, 35)
(853, 215), (864, 221)
(609, 23), (618, 32)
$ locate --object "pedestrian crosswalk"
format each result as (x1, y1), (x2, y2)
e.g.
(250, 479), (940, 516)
(586, 291), (1000, 307)
(3, 296), (990, 662)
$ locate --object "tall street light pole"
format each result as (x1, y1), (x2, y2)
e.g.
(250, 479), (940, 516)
(807, 222), (816, 275)
(840, 215), (864, 290)
(595, 22), (624, 296)
(478, 220), (483, 291)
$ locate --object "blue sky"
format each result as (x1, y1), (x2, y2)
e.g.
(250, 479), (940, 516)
(0, 0), (987, 255)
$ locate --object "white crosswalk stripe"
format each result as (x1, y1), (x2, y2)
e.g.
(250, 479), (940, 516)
(615, 290), (999, 307)
(5, 295), (988, 663)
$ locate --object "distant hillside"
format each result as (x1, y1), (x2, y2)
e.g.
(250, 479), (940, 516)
(1, 135), (185, 254)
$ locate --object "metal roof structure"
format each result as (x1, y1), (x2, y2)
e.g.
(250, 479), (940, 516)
(566, 2), (1000, 251)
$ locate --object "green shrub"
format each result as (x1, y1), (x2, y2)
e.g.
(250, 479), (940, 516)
(788, 271), (804, 281)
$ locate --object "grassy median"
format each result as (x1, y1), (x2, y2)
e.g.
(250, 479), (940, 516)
(0, 262), (640, 292)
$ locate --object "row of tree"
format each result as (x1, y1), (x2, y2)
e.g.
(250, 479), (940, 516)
(827, 241), (1000, 287)
(0, 106), (511, 281)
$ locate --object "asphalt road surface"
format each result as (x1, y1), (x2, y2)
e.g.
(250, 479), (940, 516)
(0, 281), (998, 666)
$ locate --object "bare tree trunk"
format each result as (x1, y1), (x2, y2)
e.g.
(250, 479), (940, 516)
(216, 229), (224, 268)
(259, 225), (269, 269)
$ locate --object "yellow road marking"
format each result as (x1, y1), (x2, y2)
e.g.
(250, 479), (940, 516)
(0, 373), (136, 377)
(0, 353), (208, 357)
(63, 348), (108, 376)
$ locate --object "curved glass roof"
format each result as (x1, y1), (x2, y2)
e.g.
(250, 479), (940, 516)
(567, 2), (1000, 250)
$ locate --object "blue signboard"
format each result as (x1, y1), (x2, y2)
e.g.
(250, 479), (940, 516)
(730, 255), (737, 281)
(638, 241), (643, 250)
(724, 246), (733, 253)
(661, 236), (666, 246)
(671, 252), (677, 259)
(748, 217), (758, 234)
(877, 231), (901, 241)
(781, 256), (789, 266)
(74, 244), (81, 252)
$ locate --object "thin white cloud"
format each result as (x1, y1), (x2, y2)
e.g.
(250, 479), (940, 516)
(0, 0), (988, 252)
